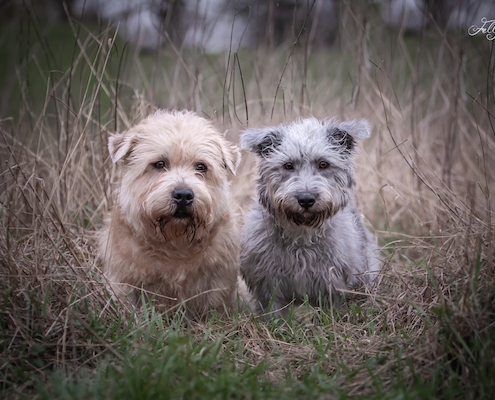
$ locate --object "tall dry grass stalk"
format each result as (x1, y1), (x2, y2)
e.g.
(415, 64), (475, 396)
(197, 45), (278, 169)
(0, 1), (494, 396)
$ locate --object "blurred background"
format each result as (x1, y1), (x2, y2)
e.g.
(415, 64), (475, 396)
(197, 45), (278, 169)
(1, 0), (493, 52)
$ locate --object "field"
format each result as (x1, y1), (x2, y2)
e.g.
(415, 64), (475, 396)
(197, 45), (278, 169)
(1, 2), (494, 399)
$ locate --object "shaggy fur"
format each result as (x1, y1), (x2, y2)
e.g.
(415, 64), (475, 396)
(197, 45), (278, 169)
(240, 117), (381, 318)
(98, 110), (241, 319)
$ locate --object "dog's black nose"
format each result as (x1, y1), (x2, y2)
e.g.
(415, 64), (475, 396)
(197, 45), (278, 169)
(172, 188), (194, 206)
(297, 194), (315, 209)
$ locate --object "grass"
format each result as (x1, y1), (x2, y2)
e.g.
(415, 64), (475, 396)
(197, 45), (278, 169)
(1, 2), (495, 399)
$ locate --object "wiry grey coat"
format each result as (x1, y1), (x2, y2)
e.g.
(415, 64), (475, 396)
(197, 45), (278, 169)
(240, 117), (381, 317)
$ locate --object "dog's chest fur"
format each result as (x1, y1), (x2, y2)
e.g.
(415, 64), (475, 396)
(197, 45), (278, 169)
(103, 210), (239, 311)
(241, 203), (368, 304)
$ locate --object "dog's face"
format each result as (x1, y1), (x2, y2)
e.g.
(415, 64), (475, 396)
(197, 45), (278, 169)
(241, 117), (370, 228)
(108, 110), (240, 243)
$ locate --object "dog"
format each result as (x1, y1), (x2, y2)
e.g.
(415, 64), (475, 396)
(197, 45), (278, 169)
(240, 117), (381, 318)
(98, 110), (241, 319)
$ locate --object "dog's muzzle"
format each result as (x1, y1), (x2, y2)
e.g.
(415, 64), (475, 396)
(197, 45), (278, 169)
(288, 193), (331, 227)
(172, 188), (194, 219)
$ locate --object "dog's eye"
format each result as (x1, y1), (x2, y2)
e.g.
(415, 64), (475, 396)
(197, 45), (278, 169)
(195, 162), (207, 173)
(153, 161), (166, 169)
(318, 161), (330, 169)
(283, 162), (294, 170)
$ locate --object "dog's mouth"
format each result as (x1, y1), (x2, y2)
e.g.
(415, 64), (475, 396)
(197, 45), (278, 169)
(294, 213), (317, 225)
(154, 211), (206, 243)
(172, 210), (192, 219)
(155, 210), (192, 224)
(289, 211), (328, 228)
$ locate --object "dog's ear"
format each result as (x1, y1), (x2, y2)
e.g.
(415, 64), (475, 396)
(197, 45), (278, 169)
(240, 128), (283, 158)
(326, 119), (370, 155)
(108, 132), (137, 163)
(222, 141), (241, 175)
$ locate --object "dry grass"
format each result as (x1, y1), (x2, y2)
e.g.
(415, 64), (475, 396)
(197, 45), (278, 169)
(1, 2), (494, 398)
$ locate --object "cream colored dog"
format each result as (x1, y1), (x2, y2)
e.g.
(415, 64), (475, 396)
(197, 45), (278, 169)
(98, 110), (241, 318)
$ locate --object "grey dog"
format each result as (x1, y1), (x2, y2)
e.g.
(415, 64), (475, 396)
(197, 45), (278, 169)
(240, 117), (381, 318)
